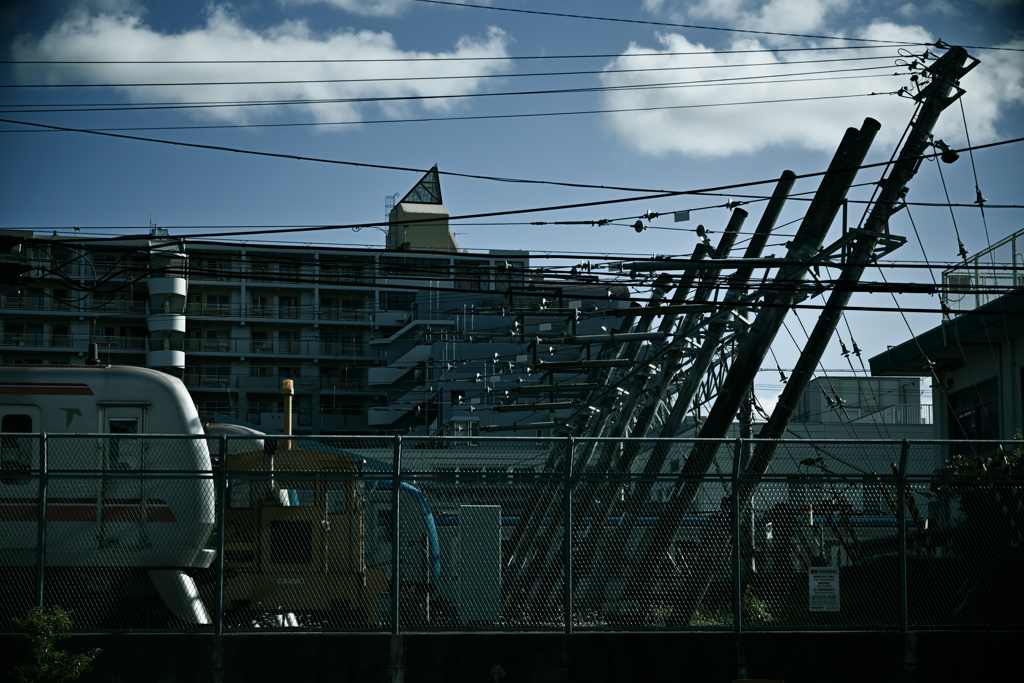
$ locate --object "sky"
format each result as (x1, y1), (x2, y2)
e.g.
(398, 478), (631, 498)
(2, 0), (1023, 414)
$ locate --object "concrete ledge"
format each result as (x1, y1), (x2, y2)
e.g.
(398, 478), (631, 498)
(1, 631), (1018, 683)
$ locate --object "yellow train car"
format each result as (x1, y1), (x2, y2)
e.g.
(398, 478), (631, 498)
(203, 443), (387, 628)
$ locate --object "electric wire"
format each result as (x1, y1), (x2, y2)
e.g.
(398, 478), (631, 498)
(0, 45), (932, 66)
(413, 0), (929, 47)
(0, 90), (899, 134)
(0, 55), (908, 91)
(957, 100), (1018, 432)
(0, 70), (907, 116)
(5, 118), (1022, 245)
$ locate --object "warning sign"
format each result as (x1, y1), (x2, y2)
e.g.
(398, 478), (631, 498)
(809, 567), (840, 612)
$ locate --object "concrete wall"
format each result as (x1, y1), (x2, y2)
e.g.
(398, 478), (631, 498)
(1, 631), (1016, 683)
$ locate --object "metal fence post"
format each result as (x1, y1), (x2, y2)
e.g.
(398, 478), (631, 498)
(214, 434), (227, 635)
(898, 439), (909, 632)
(564, 436), (575, 635)
(391, 434), (402, 635)
(732, 437), (742, 634)
(35, 432), (48, 608)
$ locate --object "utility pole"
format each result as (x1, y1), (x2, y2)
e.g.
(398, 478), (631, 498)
(585, 171), (794, 610)
(502, 274), (681, 608)
(671, 45), (977, 627)
(532, 212), (747, 609)
(739, 46), (978, 526)
(633, 118), (881, 618)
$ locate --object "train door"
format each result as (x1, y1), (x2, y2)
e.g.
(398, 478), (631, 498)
(323, 468), (356, 574)
(0, 407), (41, 549)
(98, 406), (147, 549)
(260, 474), (326, 574)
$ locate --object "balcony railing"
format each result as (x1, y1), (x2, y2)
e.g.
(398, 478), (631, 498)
(319, 341), (365, 356)
(186, 303), (239, 317)
(317, 308), (370, 322)
(184, 339), (231, 353)
(95, 335), (147, 351)
(2, 295), (44, 310)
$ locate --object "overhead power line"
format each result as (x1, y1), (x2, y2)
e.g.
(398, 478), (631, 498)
(0, 71), (903, 116)
(0, 90), (898, 134)
(2, 115), (1020, 208)
(0, 45), (924, 66)
(412, 0), (926, 46)
(0, 59), (902, 90)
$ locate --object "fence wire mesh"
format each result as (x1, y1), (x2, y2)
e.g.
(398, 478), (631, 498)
(1, 434), (1020, 632)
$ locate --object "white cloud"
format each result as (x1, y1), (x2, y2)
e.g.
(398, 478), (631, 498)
(643, 0), (852, 40)
(895, 2), (917, 19)
(278, 0), (490, 18)
(895, 0), (960, 19)
(598, 23), (1021, 158)
(280, 0), (412, 17)
(932, 36), (1024, 145)
(11, 5), (511, 127)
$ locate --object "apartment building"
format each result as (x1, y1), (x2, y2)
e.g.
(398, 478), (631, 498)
(0, 167), (629, 436)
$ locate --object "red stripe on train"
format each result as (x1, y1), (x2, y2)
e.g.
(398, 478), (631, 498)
(0, 498), (176, 523)
(0, 383), (94, 396)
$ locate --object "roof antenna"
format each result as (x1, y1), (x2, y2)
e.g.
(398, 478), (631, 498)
(85, 342), (102, 366)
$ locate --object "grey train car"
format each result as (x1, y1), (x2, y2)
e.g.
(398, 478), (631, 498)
(1, 365), (215, 627)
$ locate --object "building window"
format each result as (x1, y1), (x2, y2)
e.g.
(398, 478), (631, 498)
(278, 331), (300, 354)
(251, 331), (271, 353)
(380, 290), (415, 311)
(250, 295), (269, 317)
(1, 414), (33, 486)
(279, 296), (300, 319)
(947, 377), (999, 441)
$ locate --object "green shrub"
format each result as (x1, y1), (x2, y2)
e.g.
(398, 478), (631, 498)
(9, 606), (101, 683)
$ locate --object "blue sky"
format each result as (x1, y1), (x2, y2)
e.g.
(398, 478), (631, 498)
(2, 0), (1022, 408)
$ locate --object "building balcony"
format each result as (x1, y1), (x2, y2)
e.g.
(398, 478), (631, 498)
(91, 300), (147, 315)
(2, 294), (44, 311)
(0, 333), (146, 352)
(319, 342), (365, 356)
(246, 305), (310, 321)
(321, 413), (369, 432)
(317, 308), (370, 322)
(147, 275), (188, 298)
(96, 335), (147, 351)
(319, 380), (368, 392)
(185, 303), (239, 317)
(147, 313), (187, 333)
(184, 339), (231, 353)
(147, 349), (185, 368)
(184, 374), (232, 389)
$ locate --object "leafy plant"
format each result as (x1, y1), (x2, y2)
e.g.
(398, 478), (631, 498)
(9, 606), (101, 683)
(689, 587), (777, 627)
(933, 435), (1023, 557)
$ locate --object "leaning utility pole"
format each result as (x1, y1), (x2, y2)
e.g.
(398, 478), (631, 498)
(530, 213), (747, 609)
(740, 46), (978, 514)
(633, 117), (882, 601)
(676, 45), (978, 626)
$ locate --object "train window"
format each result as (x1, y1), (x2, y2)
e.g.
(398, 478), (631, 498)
(278, 484), (315, 507)
(1, 413), (33, 486)
(326, 483), (347, 515)
(107, 418), (139, 471)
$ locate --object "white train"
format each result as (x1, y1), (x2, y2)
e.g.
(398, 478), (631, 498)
(0, 364), (216, 626)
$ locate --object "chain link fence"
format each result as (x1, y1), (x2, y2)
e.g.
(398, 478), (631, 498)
(2, 434), (1021, 632)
